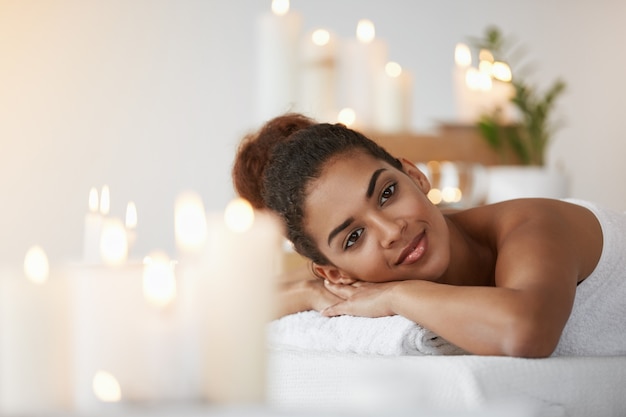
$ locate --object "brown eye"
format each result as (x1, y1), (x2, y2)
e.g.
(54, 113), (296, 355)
(380, 183), (396, 205)
(344, 228), (363, 249)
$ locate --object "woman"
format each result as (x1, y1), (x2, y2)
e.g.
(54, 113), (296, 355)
(232, 113), (626, 358)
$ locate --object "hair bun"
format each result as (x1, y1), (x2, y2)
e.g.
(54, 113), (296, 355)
(232, 113), (315, 209)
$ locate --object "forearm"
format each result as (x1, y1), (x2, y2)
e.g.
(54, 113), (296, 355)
(389, 280), (566, 357)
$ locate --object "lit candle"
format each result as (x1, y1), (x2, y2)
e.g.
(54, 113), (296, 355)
(298, 28), (338, 122)
(83, 187), (104, 264)
(374, 61), (413, 133)
(174, 190), (207, 254)
(0, 247), (71, 414)
(197, 198), (282, 404)
(255, 0), (302, 123)
(452, 42), (478, 124)
(340, 19), (388, 129)
(67, 259), (190, 413)
(99, 217), (128, 265)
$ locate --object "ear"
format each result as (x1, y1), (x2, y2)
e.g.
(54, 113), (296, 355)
(399, 158), (431, 194)
(312, 263), (357, 285)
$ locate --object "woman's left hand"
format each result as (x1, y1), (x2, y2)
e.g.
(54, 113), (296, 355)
(321, 280), (398, 318)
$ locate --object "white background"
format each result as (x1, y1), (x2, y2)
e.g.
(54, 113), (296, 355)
(1, 0), (625, 265)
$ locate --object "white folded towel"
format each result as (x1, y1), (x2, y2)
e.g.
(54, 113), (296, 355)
(267, 310), (466, 356)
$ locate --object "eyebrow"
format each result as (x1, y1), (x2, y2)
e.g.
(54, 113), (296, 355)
(326, 168), (387, 246)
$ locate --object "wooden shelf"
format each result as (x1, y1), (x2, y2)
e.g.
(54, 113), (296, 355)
(365, 123), (522, 166)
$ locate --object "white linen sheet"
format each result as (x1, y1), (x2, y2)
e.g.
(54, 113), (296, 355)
(267, 347), (626, 417)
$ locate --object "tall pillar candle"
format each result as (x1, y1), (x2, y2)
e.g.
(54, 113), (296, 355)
(255, 0), (302, 124)
(339, 19), (388, 129)
(374, 61), (413, 133)
(199, 199), (282, 404)
(0, 250), (71, 415)
(298, 28), (338, 122)
(452, 42), (478, 124)
(83, 187), (104, 264)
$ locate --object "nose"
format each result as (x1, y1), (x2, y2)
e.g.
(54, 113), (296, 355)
(370, 212), (404, 249)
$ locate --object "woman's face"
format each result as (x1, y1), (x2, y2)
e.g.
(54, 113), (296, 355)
(304, 151), (451, 284)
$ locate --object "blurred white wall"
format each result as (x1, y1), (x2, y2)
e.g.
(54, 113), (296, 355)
(1, 0), (625, 266)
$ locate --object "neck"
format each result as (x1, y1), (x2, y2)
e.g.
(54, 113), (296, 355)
(440, 216), (496, 286)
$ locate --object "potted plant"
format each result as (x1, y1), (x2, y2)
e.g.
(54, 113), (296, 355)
(468, 26), (569, 202)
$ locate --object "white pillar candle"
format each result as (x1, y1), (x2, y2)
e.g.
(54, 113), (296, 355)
(374, 61), (413, 133)
(452, 42), (479, 124)
(255, 0), (302, 123)
(340, 19), (388, 129)
(197, 198), (282, 404)
(67, 260), (190, 413)
(125, 201), (137, 258)
(298, 28), (338, 122)
(83, 187), (104, 264)
(99, 217), (128, 265)
(0, 250), (71, 415)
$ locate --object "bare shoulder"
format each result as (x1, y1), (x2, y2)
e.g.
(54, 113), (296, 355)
(450, 198), (603, 284)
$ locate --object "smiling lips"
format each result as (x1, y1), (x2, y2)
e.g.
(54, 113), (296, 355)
(396, 232), (427, 265)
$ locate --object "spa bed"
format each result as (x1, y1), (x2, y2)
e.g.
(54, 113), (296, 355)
(265, 312), (626, 417)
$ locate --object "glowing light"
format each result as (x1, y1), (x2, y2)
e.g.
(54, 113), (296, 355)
(356, 19), (375, 43)
(465, 67), (492, 91)
(100, 218), (128, 265)
(454, 43), (471, 67)
(143, 252), (177, 307)
(100, 185), (110, 215)
(23, 245), (49, 284)
(174, 191), (207, 251)
(479, 49), (494, 63)
(385, 62), (402, 78)
(93, 371), (122, 403)
(492, 61), (512, 82)
(427, 189), (443, 205)
(337, 108), (356, 127)
(224, 198), (255, 233)
(125, 202), (137, 229)
(312, 29), (330, 46)
(88, 187), (99, 213)
(271, 0), (289, 16)
(442, 187), (463, 203)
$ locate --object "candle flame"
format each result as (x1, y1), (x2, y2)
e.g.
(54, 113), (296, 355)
(454, 43), (471, 67)
(479, 49), (494, 63)
(271, 0), (289, 16)
(356, 19), (375, 43)
(125, 201), (137, 229)
(143, 252), (177, 307)
(23, 245), (49, 284)
(93, 371), (122, 403)
(465, 67), (492, 91)
(174, 191), (207, 251)
(100, 218), (128, 265)
(385, 61), (402, 78)
(312, 29), (330, 47)
(224, 198), (255, 233)
(337, 108), (356, 127)
(100, 185), (110, 215)
(88, 187), (99, 213)
(492, 61), (512, 82)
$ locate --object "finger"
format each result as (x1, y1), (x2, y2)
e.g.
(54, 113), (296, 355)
(321, 302), (345, 317)
(324, 280), (357, 298)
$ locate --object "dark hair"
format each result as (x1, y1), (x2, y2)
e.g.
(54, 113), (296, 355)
(232, 113), (402, 265)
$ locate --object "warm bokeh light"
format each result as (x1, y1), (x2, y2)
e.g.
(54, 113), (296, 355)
(479, 49), (494, 63)
(478, 60), (493, 76)
(100, 185), (110, 215)
(23, 245), (49, 284)
(454, 43), (471, 67)
(224, 198), (255, 233)
(427, 189), (443, 205)
(93, 371), (122, 403)
(271, 0), (289, 16)
(442, 187), (463, 203)
(356, 19), (375, 43)
(125, 201), (137, 229)
(465, 67), (492, 91)
(100, 218), (128, 265)
(143, 251), (177, 307)
(174, 191), (207, 251)
(492, 61), (512, 82)
(385, 61), (402, 78)
(88, 187), (99, 213)
(337, 108), (356, 127)
(311, 29), (330, 46)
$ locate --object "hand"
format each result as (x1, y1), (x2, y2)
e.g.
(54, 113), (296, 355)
(321, 280), (397, 318)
